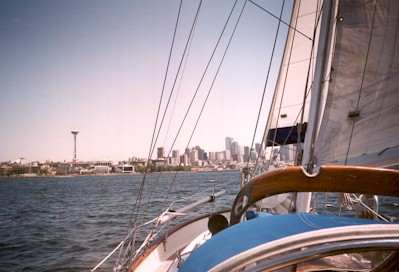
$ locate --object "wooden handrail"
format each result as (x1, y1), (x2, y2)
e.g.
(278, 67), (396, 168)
(230, 166), (399, 226)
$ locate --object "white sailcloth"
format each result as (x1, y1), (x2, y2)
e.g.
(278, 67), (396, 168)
(314, 0), (399, 167)
(268, 0), (321, 132)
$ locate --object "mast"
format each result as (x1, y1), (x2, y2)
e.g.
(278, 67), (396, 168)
(260, 0), (320, 173)
(296, 0), (336, 212)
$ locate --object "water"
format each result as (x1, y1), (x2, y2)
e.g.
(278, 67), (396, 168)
(0, 171), (240, 271)
(1, 171), (399, 271)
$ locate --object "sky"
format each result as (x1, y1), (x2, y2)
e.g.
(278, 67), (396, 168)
(0, 0), (293, 163)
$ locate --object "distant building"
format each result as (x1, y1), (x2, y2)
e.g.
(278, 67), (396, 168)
(216, 151), (227, 161)
(208, 151), (216, 162)
(0, 165), (12, 176)
(57, 163), (72, 175)
(157, 147), (165, 159)
(231, 141), (240, 156)
(116, 164), (134, 173)
(95, 161), (112, 167)
(250, 149), (258, 161)
(154, 159), (167, 168)
(182, 154), (189, 166)
(172, 150), (180, 165)
(93, 165), (110, 174)
(244, 146), (250, 162)
(0, 164), (40, 176)
(225, 137), (233, 153)
(195, 146), (204, 160)
(190, 148), (198, 164)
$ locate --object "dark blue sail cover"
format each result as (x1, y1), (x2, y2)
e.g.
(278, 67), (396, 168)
(180, 213), (391, 271)
(266, 124), (306, 146)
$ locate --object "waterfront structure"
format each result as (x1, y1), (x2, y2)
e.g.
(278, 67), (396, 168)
(71, 130), (79, 163)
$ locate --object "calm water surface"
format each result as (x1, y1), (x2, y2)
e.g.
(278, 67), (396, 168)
(0, 171), (240, 271)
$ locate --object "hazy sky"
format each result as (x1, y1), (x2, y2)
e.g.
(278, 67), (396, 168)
(0, 0), (293, 162)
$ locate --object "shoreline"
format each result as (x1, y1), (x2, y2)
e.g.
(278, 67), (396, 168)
(0, 169), (236, 179)
(0, 172), (141, 179)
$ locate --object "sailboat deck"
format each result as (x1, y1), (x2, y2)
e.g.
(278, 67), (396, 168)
(180, 213), (398, 271)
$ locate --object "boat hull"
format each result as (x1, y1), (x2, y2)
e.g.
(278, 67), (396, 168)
(131, 210), (230, 272)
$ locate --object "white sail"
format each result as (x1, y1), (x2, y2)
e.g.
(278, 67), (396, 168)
(268, 0), (321, 134)
(313, 0), (399, 167)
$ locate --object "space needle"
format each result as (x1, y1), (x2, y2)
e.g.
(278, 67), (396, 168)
(71, 130), (79, 163)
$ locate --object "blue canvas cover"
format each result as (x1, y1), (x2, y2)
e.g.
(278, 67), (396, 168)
(180, 213), (391, 271)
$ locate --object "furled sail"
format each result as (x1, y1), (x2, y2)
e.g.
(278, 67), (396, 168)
(313, 0), (399, 167)
(266, 0), (321, 147)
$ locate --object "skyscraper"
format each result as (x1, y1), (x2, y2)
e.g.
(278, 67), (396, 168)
(172, 150), (180, 165)
(157, 147), (165, 159)
(225, 137), (233, 160)
(231, 141), (240, 156)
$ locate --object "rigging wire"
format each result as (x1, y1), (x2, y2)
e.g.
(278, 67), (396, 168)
(247, 0), (286, 169)
(185, 0), (246, 150)
(249, 0), (312, 41)
(129, 1), (206, 259)
(145, 0), (203, 210)
(163, 17), (198, 149)
(147, 2), (202, 216)
(268, 0), (303, 167)
(117, 1), (184, 267)
(157, 0), (242, 218)
(255, 0), (304, 174)
(256, 0), (322, 174)
(162, 0), (240, 160)
(146, 2), (183, 164)
(134, 0), (243, 257)
(148, 1), (204, 162)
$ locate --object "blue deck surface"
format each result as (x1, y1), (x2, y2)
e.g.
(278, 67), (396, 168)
(179, 213), (389, 271)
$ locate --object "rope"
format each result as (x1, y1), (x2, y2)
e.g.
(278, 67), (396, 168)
(350, 194), (389, 222)
(338, 193), (353, 213)
(91, 241), (124, 272)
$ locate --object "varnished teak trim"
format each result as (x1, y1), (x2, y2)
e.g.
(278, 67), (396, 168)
(230, 166), (399, 225)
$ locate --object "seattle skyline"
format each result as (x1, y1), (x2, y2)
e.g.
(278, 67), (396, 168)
(3, 133), (256, 163)
(0, 1), (293, 163)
